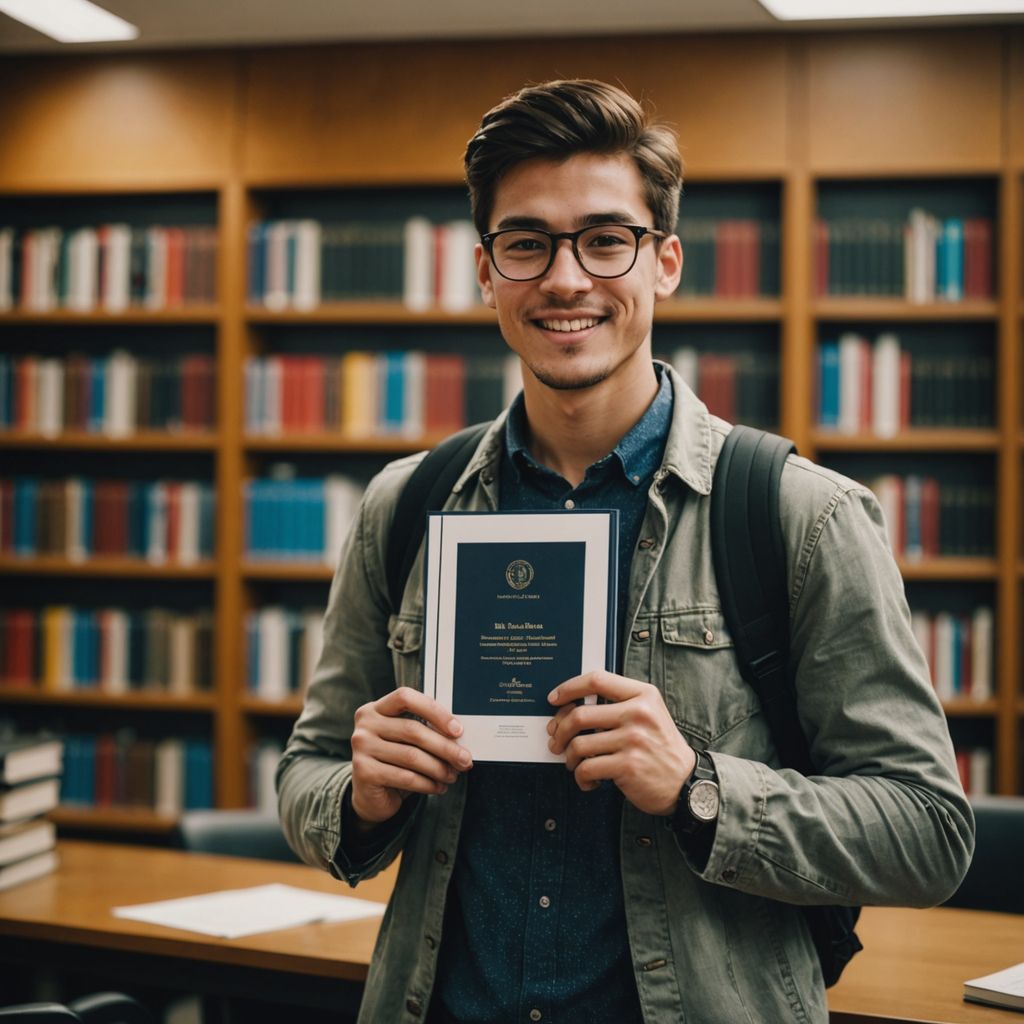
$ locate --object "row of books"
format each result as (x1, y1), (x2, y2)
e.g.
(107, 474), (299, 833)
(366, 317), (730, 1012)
(817, 332), (994, 435)
(61, 732), (214, 813)
(245, 472), (363, 565)
(244, 351), (519, 438)
(910, 606), (994, 702)
(0, 478), (216, 563)
(868, 475), (994, 559)
(0, 351), (216, 436)
(814, 212), (993, 301)
(0, 607), (213, 694)
(247, 217), (479, 312)
(954, 745), (992, 797)
(0, 224), (218, 312)
(246, 606), (324, 700)
(668, 346), (779, 429)
(0, 734), (62, 892)
(673, 219), (780, 299)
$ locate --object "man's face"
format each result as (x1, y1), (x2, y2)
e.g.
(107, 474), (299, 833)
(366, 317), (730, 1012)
(476, 152), (681, 394)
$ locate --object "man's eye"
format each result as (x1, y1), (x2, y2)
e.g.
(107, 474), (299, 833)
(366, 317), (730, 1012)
(586, 232), (630, 248)
(506, 237), (546, 252)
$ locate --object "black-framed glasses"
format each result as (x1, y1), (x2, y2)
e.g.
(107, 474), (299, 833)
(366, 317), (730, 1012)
(480, 223), (668, 282)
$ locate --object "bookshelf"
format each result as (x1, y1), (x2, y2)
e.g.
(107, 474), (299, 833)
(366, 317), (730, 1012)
(0, 28), (1022, 830)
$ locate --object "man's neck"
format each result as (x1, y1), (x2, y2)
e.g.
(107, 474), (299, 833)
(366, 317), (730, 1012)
(520, 362), (660, 488)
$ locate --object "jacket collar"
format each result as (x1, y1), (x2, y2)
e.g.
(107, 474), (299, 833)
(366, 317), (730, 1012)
(451, 359), (714, 498)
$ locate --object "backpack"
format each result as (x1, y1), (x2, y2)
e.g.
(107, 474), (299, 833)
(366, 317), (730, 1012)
(384, 420), (862, 987)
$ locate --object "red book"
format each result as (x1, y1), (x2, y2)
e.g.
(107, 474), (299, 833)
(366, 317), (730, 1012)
(7, 609), (35, 685)
(919, 477), (941, 558)
(744, 221), (761, 298)
(955, 749), (970, 793)
(425, 354), (465, 435)
(94, 733), (116, 806)
(96, 224), (109, 305)
(858, 340), (872, 432)
(714, 222), (733, 298)
(92, 482), (110, 555)
(165, 227), (185, 308)
(306, 356), (326, 432)
(433, 226), (446, 307)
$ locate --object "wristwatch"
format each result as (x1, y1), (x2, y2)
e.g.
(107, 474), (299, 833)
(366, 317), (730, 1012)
(670, 750), (720, 835)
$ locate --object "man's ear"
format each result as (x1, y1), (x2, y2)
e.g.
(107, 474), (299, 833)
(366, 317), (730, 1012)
(654, 234), (683, 302)
(476, 242), (497, 308)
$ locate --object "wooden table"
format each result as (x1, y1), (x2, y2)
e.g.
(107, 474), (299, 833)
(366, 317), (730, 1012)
(0, 841), (1021, 1023)
(828, 904), (1024, 1023)
(0, 839), (397, 1013)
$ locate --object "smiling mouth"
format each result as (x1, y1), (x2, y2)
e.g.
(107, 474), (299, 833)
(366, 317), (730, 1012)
(536, 316), (605, 332)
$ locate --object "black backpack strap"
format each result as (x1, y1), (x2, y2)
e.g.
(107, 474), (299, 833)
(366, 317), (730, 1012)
(386, 422), (492, 612)
(710, 424), (811, 775)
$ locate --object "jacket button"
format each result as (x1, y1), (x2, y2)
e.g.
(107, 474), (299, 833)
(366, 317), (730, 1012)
(425, 935), (436, 950)
(631, 629), (651, 642)
(393, 637), (405, 650)
(704, 630), (714, 645)
(434, 850), (448, 865)
(406, 997), (423, 1016)
(635, 835), (653, 847)
(481, 471), (494, 484)
(638, 537), (655, 550)
(721, 867), (737, 883)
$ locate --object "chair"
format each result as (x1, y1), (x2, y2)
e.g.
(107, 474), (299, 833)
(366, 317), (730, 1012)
(944, 795), (1024, 914)
(176, 808), (300, 863)
(0, 992), (155, 1023)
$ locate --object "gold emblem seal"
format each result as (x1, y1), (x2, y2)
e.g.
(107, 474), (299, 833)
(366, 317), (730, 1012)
(505, 559), (534, 590)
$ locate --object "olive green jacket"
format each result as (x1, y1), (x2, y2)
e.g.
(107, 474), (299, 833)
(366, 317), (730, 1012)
(278, 365), (973, 1024)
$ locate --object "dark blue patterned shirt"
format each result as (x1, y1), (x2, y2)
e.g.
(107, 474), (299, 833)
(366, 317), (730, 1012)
(429, 366), (673, 1024)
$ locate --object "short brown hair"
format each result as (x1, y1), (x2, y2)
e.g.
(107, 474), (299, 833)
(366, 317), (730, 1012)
(464, 79), (682, 236)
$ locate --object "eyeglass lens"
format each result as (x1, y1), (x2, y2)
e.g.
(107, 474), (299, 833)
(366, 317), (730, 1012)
(490, 225), (640, 280)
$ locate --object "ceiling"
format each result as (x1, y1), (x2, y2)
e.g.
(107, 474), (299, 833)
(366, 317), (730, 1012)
(0, 0), (1022, 54)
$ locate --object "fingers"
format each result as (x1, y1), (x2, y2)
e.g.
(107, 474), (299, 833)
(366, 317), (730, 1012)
(548, 670), (646, 707)
(375, 685), (464, 739)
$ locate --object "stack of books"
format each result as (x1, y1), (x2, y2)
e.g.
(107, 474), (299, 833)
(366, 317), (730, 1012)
(0, 734), (63, 891)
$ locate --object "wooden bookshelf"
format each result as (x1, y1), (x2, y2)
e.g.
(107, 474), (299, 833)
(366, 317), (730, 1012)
(49, 806), (180, 834)
(0, 26), (1021, 828)
(0, 687), (216, 711)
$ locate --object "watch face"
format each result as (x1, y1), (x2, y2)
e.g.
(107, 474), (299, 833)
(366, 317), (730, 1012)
(688, 779), (720, 823)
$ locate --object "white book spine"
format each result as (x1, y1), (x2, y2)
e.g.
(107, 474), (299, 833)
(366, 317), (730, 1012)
(403, 216), (435, 312)
(258, 607), (289, 700)
(154, 738), (184, 816)
(244, 357), (261, 434)
(968, 748), (991, 796)
(293, 219), (321, 311)
(145, 227), (168, 310)
(837, 332), (864, 434)
(440, 220), (479, 313)
(37, 358), (63, 437)
(255, 741), (283, 812)
(402, 351), (426, 439)
(0, 227), (13, 310)
(871, 332), (901, 438)
(933, 612), (955, 701)
(177, 482), (200, 566)
(104, 223), (132, 312)
(906, 208), (930, 304)
(104, 349), (134, 438)
(671, 346), (699, 393)
(970, 606), (993, 701)
(106, 610), (128, 694)
(168, 616), (193, 695)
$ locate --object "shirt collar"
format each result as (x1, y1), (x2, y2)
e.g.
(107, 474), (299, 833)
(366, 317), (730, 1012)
(503, 363), (673, 489)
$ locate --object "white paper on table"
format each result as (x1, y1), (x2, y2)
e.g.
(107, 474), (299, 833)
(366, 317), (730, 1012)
(113, 882), (386, 939)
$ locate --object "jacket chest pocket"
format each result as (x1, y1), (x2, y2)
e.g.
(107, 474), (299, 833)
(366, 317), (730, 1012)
(387, 616), (423, 691)
(657, 610), (761, 748)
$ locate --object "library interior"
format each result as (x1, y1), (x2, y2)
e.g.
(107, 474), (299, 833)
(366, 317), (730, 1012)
(1, 1), (1024, 1021)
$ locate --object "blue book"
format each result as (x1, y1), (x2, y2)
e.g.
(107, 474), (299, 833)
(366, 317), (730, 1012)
(89, 359), (105, 432)
(818, 340), (840, 428)
(14, 478), (38, 555)
(903, 476), (923, 559)
(80, 479), (94, 557)
(199, 484), (215, 559)
(943, 218), (963, 301)
(246, 614), (259, 692)
(951, 616), (963, 695)
(247, 221), (267, 304)
(184, 739), (214, 810)
(382, 351), (405, 433)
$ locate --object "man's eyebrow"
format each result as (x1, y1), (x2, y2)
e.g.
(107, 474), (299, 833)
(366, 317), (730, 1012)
(493, 211), (642, 232)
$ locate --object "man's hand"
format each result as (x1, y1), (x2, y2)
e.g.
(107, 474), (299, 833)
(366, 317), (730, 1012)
(547, 671), (695, 817)
(350, 687), (472, 826)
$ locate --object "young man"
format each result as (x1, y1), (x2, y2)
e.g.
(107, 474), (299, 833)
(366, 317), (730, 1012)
(277, 80), (974, 1024)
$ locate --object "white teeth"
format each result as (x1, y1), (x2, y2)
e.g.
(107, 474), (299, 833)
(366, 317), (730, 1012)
(540, 317), (599, 332)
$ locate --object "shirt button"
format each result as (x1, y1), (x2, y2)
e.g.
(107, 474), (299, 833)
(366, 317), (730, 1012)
(530, 1011), (543, 1022)
(434, 850), (448, 865)
(721, 867), (738, 883)
(635, 835), (653, 847)
(704, 629), (715, 645)
(539, 895), (551, 908)
(544, 818), (557, 832)
(563, 499), (576, 509)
